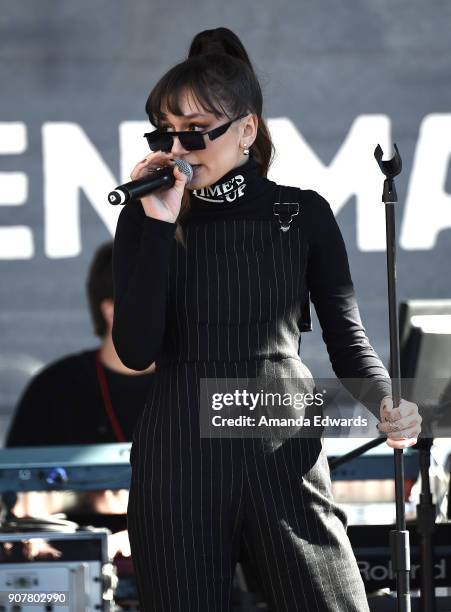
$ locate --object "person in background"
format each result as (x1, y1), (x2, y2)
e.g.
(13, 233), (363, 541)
(6, 241), (155, 447)
(4, 241), (155, 559)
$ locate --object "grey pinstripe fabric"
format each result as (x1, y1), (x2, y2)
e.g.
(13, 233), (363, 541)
(125, 215), (371, 611)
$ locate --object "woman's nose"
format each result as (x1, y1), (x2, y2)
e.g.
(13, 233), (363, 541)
(171, 135), (189, 156)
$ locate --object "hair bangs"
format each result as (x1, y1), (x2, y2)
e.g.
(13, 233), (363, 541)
(145, 56), (252, 127)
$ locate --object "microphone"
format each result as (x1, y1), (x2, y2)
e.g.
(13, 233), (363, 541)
(107, 159), (193, 205)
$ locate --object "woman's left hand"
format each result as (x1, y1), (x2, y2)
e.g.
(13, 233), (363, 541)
(377, 396), (422, 449)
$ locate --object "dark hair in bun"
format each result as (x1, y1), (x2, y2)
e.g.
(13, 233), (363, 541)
(188, 27), (254, 70)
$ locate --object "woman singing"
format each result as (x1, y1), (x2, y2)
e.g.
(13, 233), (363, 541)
(112, 27), (422, 612)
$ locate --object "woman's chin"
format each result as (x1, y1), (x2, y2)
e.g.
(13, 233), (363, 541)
(187, 164), (212, 189)
(187, 176), (208, 190)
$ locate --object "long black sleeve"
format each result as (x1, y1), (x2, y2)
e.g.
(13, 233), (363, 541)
(112, 200), (177, 371)
(305, 191), (392, 419)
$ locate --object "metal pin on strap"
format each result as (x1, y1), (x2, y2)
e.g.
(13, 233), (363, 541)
(273, 202), (300, 232)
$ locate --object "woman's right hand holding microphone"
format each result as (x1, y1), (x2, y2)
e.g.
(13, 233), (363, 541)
(130, 151), (188, 223)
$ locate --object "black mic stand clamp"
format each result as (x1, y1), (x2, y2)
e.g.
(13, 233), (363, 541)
(374, 143), (402, 204)
(374, 143), (412, 612)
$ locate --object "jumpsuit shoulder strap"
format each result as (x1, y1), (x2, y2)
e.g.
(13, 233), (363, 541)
(272, 185), (303, 233)
(272, 185), (313, 333)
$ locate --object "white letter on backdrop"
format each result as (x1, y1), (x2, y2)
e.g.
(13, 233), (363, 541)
(401, 114), (451, 250)
(0, 122), (33, 259)
(43, 123), (120, 258)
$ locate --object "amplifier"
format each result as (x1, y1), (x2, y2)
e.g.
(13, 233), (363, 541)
(0, 527), (116, 611)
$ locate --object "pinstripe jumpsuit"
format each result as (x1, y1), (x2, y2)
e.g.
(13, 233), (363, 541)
(112, 155), (392, 611)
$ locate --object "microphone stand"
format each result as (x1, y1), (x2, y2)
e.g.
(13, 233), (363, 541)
(329, 145), (411, 609)
(374, 143), (411, 612)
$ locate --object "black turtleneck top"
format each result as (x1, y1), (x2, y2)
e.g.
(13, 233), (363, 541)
(112, 155), (391, 418)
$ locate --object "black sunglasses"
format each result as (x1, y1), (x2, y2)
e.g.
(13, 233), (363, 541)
(143, 114), (248, 152)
